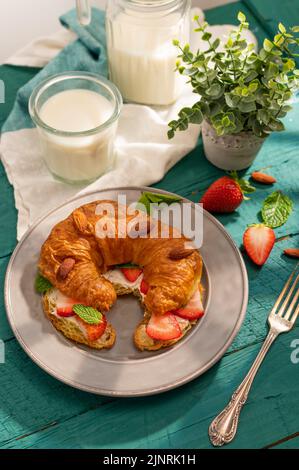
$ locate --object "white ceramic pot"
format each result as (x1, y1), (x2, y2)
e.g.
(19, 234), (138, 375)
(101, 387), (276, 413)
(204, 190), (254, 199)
(201, 120), (266, 171)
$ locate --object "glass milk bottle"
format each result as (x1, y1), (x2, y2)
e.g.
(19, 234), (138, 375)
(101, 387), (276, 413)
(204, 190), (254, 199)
(106, 0), (191, 106)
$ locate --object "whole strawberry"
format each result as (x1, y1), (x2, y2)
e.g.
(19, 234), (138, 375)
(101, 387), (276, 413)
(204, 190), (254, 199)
(200, 171), (255, 213)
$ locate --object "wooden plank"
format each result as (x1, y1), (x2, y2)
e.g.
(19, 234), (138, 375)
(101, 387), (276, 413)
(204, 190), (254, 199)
(0, 256), (13, 341)
(0, 338), (113, 445)
(1, 325), (299, 449)
(0, 168), (17, 257)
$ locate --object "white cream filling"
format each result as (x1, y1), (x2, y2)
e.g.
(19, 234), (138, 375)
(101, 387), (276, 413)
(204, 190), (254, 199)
(102, 268), (143, 290)
(47, 288), (88, 336)
(104, 269), (191, 332)
(47, 268), (194, 341)
(174, 315), (190, 331)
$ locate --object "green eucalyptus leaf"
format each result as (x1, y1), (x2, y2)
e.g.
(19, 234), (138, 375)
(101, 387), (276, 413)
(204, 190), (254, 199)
(212, 38), (220, 50)
(206, 83), (222, 96)
(282, 58), (296, 72)
(244, 70), (259, 82)
(202, 32), (212, 41)
(265, 61), (279, 80)
(168, 13), (298, 139)
(239, 100), (256, 113)
(278, 23), (286, 34)
(268, 119), (285, 131)
(274, 33), (285, 46)
(189, 108), (203, 124)
(257, 109), (270, 124)
(178, 119), (188, 131)
(209, 101), (222, 116)
(238, 11), (246, 23)
(167, 129), (175, 139)
(263, 38), (273, 52)
(225, 93), (239, 108)
(222, 116), (231, 127)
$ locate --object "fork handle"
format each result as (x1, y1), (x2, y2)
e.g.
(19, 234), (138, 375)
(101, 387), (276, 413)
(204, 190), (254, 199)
(209, 329), (278, 447)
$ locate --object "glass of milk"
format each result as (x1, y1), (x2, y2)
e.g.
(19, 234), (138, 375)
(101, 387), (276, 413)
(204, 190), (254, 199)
(29, 72), (122, 184)
(106, 0), (191, 106)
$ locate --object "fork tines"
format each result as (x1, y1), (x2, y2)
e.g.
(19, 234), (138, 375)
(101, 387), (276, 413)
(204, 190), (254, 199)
(271, 262), (299, 323)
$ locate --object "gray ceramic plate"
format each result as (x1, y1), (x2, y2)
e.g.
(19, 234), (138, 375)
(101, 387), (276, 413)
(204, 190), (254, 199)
(5, 187), (248, 396)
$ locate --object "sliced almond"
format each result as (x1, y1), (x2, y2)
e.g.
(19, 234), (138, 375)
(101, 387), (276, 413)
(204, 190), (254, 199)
(58, 258), (76, 280)
(284, 248), (299, 258)
(72, 209), (93, 235)
(251, 172), (276, 184)
(168, 247), (196, 260)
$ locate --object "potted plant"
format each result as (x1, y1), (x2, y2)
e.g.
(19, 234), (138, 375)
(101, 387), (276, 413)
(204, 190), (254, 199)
(168, 12), (299, 170)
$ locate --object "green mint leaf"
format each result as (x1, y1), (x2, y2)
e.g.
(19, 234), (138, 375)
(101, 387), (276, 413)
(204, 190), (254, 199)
(137, 191), (182, 214)
(143, 191), (182, 204)
(261, 191), (293, 228)
(35, 273), (53, 294)
(136, 193), (151, 213)
(73, 305), (102, 325)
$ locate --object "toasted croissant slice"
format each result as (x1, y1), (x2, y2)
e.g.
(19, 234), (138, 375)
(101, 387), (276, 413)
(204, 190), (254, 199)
(43, 288), (116, 350)
(134, 317), (193, 351)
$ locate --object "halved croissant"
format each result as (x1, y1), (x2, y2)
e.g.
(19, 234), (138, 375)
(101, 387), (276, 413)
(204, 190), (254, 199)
(39, 200), (202, 315)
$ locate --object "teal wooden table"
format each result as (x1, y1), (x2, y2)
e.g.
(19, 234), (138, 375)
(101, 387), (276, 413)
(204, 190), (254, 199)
(0, 0), (299, 450)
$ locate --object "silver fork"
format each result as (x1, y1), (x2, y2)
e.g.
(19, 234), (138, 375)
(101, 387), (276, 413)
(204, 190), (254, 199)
(209, 263), (299, 447)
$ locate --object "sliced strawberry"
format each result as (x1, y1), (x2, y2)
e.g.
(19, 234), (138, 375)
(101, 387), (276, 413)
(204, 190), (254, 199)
(243, 224), (275, 266)
(56, 291), (77, 317)
(146, 312), (182, 341)
(121, 267), (143, 283)
(78, 315), (107, 341)
(174, 288), (204, 320)
(140, 279), (149, 295)
(57, 306), (75, 317)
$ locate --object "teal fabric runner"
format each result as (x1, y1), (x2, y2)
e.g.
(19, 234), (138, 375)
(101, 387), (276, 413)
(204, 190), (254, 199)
(2, 8), (107, 133)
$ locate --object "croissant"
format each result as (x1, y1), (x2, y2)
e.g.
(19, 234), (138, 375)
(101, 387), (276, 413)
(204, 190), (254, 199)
(39, 200), (203, 350)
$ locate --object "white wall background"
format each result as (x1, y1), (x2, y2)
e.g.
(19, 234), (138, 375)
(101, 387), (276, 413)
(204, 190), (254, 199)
(0, 0), (236, 63)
